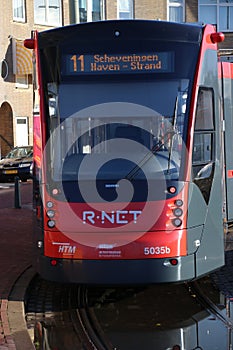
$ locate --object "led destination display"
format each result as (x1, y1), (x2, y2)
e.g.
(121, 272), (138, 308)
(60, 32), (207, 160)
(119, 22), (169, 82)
(63, 52), (174, 75)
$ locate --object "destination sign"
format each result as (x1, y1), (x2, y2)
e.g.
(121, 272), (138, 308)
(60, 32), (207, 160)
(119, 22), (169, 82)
(62, 52), (174, 75)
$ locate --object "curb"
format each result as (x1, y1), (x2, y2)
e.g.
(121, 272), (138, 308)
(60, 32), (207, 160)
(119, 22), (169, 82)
(0, 267), (36, 350)
(0, 299), (16, 350)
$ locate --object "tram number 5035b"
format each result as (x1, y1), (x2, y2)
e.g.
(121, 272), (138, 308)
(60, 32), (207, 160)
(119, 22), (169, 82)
(144, 246), (171, 255)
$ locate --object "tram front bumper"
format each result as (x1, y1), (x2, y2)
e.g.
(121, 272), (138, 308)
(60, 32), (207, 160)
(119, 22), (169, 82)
(36, 254), (196, 284)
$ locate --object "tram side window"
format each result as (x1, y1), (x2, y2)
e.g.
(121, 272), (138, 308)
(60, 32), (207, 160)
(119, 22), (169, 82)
(192, 88), (215, 203)
(192, 88), (214, 167)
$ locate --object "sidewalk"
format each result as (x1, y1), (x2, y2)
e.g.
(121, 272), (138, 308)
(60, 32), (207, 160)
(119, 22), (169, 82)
(0, 182), (34, 349)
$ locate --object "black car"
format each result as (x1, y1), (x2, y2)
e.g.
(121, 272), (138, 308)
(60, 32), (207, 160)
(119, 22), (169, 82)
(0, 146), (33, 182)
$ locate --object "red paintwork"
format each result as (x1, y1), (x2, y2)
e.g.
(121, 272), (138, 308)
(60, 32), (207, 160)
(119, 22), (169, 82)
(44, 228), (187, 260)
(33, 114), (42, 169)
(42, 183), (188, 260)
(222, 61), (233, 79)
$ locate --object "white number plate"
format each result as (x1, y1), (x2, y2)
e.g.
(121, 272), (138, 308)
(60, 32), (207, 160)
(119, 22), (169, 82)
(144, 246), (171, 255)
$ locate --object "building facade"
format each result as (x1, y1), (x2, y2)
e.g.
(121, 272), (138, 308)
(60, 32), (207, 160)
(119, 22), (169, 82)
(0, 0), (232, 157)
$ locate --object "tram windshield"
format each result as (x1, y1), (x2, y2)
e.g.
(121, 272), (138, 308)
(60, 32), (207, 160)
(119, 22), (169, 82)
(47, 78), (188, 181)
(39, 33), (200, 183)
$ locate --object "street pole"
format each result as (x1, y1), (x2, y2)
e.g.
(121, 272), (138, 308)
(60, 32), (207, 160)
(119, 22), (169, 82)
(14, 176), (21, 209)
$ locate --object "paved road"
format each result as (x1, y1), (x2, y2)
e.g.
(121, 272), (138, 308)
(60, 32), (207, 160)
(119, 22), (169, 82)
(0, 183), (13, 188)
(0, 183), (14, 190)
(0, 181), (31, 209)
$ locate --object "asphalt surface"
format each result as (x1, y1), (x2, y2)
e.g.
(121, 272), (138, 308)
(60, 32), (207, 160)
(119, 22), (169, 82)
(0, 181), (35, 349)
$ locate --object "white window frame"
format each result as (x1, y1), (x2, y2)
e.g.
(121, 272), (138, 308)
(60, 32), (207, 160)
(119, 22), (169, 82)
(198, 0), (233, 32)
(15, 117), (29, 146)
(13, 0), (26, 22)
(34, 0), (62, 26)
(117, 0), (134, 20)
(79, 0), (105, 22)
(167, 0), (185, 22)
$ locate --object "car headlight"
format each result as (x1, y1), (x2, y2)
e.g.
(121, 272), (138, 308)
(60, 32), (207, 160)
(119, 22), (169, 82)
(19, 163), (31, 168)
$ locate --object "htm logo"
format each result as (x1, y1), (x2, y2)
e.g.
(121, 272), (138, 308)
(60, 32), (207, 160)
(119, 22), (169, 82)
(82, 210), (142, 225)
(58, 245), (76, 254)
(52, 242), (76, 254)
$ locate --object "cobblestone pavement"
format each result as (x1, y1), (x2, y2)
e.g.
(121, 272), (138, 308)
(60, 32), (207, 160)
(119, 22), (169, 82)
(0, 182), (34, 349)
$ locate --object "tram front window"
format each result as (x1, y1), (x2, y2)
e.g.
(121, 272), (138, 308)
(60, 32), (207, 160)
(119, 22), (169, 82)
(46, 78), (188, 182)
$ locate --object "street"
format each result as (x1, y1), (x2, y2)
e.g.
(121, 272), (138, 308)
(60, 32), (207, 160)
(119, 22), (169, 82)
(0, 180), (34, 349)
(0, 180), (32, 209)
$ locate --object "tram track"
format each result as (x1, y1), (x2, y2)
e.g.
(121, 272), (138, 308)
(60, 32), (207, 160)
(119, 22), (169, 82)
(25, 276), (115, 349)
(24, 273), (233, 349)
(188, 277), (233, 330)
(69, 288), (113, 350)
(25, 275), (146, 349)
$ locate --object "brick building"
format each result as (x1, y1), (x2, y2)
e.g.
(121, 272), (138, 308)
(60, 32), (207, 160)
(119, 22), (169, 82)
(0, 0), (232, 157)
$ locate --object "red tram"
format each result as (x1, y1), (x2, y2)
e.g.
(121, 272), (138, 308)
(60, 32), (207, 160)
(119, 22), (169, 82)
(24, 20), (233, 284)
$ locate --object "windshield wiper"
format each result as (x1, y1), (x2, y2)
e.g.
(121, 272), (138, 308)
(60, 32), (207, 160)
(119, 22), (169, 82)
(125, 103), (179, 181)
(125, 131), (174, 181)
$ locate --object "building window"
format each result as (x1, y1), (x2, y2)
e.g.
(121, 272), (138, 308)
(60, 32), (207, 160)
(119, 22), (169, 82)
(199, 0), (233, 32)
(15, 74), (28, 89)
(16, 117), (29, 146)
(117, 0), (134, 19)
(78, 0), (105, 22)
(0, 60), (9, 80)
(168, 0), (185, 22)
(34, 0), (62, 26)
(13, 0), (26, 22)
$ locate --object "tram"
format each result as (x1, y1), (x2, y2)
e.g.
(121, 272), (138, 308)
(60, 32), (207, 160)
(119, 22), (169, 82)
(24, 20), (233, 284)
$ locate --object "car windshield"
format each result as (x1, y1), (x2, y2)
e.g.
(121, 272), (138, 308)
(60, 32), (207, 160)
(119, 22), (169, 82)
(6, 147), (32, 159)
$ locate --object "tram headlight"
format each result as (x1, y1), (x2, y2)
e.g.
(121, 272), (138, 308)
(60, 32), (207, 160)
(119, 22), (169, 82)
(166, 197), (184, 229)
(47, 210), (55, 218)
(47, 220), (56, 228)
(174, 199), (183, 207)
(46, 201), (53, 208)
(172, 218), (182, 227)
(173, 208), (183, 217)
